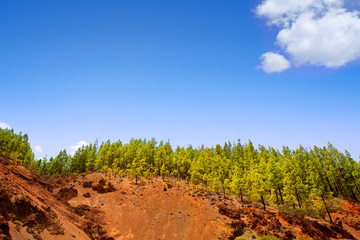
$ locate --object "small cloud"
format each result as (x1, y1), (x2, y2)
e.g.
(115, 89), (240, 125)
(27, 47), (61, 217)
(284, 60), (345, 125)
(260, 52), (291, 73)
(70, 140), (88, 155)
(0, 122), (11, 129)
(35, 145), (43, 153)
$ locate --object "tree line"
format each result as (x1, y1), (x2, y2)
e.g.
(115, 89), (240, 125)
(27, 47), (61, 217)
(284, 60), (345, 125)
(0, 128), (35, 168)
(1, 127), (359, 221)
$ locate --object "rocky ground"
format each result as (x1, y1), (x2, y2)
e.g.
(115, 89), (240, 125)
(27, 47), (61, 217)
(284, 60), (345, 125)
(0, 156), (359, 240)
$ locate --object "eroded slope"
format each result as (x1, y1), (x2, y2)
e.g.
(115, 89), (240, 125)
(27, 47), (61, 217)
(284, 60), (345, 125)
(1, 156), (360, 240)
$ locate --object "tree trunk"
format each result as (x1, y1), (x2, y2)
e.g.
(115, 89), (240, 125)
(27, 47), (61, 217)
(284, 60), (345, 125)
(336, 179), (344, 194)
(295, 187), (302, 208)
(355, 182), (360, 197)
(321, 194), (333, 223)
(260, 195), (266, 210)
(326, 176), (335, 194)
(240, 188), (244, 202)
(333, 181), (340, 197)
(275, 189), (279, 204)
(347, 184), (358, 201)
(319, 173), (328, 192)
(278, 185), (284, 204)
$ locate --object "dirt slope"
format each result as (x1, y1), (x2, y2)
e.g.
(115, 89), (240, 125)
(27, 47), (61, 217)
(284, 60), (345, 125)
(1, 156), (359, 240)
(0, 157), (232, 240)
(63, 172), (232, 240)
(0, 156), (90, 240)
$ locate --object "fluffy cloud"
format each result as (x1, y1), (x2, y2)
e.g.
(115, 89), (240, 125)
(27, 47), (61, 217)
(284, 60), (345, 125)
(256, 0), (343, 26)
(260, 52), (291, 73)
(256, 0), (360, 69)
(35, 145), (43, 153)
(70, 140), (88, 155)
(0, 122), (11, 129)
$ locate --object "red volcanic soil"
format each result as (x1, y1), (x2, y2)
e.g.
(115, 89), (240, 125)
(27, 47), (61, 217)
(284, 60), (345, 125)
(1, 156), (359, 240)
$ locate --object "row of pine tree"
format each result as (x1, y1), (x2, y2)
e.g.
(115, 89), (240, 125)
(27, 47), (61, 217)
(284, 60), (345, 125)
(1, 128), (359, 221)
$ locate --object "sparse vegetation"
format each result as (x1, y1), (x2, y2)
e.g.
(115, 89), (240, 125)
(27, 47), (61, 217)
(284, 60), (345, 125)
(162, 182), (167, 191)
(258, 236), (279, 240)
(235, 237), (250, 240)
(104, 180), (110, 189)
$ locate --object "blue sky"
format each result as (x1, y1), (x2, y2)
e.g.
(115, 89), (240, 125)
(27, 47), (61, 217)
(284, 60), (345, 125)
(1, 0), (359, 160)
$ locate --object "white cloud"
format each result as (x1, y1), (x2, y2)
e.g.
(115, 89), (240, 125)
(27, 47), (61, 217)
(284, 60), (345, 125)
(70, 140), (88, 155)
(256, 0), (360, 69)
(260, 52), (291, 73)
(256, 0), (344, 27)
(0, 122), (11, 129)
(35, 145), (43, 153)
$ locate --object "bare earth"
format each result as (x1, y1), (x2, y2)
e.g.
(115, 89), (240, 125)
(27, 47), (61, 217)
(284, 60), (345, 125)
(0, 156), (359, 240)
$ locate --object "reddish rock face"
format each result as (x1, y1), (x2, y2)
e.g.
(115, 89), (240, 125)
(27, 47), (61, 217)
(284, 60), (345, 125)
(0, 156), (359, 240)
(57, 186), (78, 201)
(0, 215), (10, 240)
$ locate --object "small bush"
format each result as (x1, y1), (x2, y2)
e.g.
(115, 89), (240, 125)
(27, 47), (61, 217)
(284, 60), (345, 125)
(104, 180), (110, 189)
(258, 236), (279, 240)
(235, 237), (250, 240)
(162, 182), (167, 191)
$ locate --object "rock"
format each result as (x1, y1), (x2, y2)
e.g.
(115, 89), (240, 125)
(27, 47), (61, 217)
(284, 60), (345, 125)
(82, 181), (93, 188)
(57, 186), (78, 201)
(83, 192), (91, 198)
(92, 179), (115, 194)
(74, 205), (91, 216)
(0, 216), (10, 240)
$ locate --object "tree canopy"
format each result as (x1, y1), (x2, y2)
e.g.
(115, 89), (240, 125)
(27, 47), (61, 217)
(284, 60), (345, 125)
(1, 127), (359, 220)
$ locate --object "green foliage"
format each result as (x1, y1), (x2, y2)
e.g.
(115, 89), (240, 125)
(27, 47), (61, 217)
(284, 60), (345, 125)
(104, 180), (110, 189)
(2, 127), (359, 219)
(162, 182), (167, 191)
(48, 150), (70, 175)
(258, 236), (279, 240)
(0, 128), (35, 168)
(46, 139), (360, 210)
(235, 237), (250, 240)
